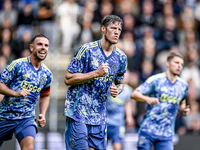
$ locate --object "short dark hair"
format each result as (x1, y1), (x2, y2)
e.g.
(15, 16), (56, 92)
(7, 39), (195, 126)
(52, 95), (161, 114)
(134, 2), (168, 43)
(30, 34), (49, 44)
(101, 15), (123, 27)
(167, 51), (184, 62)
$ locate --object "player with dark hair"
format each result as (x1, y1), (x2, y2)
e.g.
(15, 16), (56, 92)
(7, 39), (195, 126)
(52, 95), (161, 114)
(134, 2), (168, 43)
(64, 15), (127, 150)
(0, 34), (53, 149)
(131, 51), (190, 150)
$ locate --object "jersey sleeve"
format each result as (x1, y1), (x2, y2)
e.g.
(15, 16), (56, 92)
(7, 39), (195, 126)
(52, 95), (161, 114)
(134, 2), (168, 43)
(136, 76), (156, 95)
(44, 71), (53, 89)
(116, 54), (127, 81)
(182, 84), (188, 101)
(67, 45), (87, 73)
(0, 60), (19, 85)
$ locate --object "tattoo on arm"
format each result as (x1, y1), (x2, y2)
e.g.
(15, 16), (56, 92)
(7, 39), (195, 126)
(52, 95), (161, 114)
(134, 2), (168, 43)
(115, 80), (124, 94)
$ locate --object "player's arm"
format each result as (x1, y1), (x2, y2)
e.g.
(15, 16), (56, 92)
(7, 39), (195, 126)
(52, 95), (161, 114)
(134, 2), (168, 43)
(179, 99), (190, 116)
(37, 86), (51, 127)
(131, 90), (159, 105)
(125, 100), (135, 127)
(64, 63), (108, 85)
(0, 81), (30, 97)
(110, 79), (124, 98)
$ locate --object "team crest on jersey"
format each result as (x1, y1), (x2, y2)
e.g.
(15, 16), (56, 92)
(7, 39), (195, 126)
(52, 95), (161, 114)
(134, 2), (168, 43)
(1, 70), (9, 79)
(71, 59), (79, 69)
(70, 138), (75, 148)
(40, 75), (47, 85)
(111, 64), (118, 72)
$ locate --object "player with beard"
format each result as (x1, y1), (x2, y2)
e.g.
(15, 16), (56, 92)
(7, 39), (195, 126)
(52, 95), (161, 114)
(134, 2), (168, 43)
(63, 15), (127, 150)
(131, 52), (190, 150)
(0, 34), (53, 150)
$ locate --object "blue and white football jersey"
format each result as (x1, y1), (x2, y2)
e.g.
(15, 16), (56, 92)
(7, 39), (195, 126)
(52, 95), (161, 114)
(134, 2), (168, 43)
(64, 40), (127, 125)
(137, 72), (188, 140)
(106, 84), (132, 126)
(0, 57), (53, 120)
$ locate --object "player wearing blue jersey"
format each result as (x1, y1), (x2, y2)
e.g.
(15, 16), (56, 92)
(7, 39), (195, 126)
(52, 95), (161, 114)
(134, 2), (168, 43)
(131, 52), (190, 150)
(64, 15), (127, 150)
(107, 70), (134, 150)
(0, 34), (53, 150)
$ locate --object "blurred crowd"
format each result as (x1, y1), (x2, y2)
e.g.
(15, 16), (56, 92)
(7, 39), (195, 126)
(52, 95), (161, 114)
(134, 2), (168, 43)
(0, 0), (200, 135)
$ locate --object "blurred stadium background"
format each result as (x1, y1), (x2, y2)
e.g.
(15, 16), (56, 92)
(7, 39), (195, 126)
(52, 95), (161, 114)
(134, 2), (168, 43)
(0, 0), (200, 149)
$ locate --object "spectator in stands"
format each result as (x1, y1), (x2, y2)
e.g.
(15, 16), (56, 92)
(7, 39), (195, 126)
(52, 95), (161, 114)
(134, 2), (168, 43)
(0, 0), (17, 28)
(179, 29), (199, 57)
(180, 46), (200, 100)
(115, 0), (139, 17)
(121, 13), (136, 39)
(139, 59), (155, 83)
(18, 0), (39, 16)
(15, 29), (32, 58)
(79, 0), (96, 46)
(37, 0), (57, 49)
(184, 101), (200, 134)
(56, 0), (81, 53)
(16, 2), (35, 42)
(137, 0), (156, 32)
(158, 15), (178, 50)
(93, 0), (114, 24)
(0, 43), (16, 64)
(0, 28), (15, 52)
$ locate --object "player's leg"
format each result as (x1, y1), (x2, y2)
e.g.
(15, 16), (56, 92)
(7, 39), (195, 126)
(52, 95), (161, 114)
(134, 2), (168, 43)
(88, 124), (107, 150)
(154, 140), (173, 150)
(15, 125), (36, 150)
(0, 119), (16, 148)
(107, 125), (125, 150)
(113, 143), (122, 150)
(14, 117), (38, 150)
(19, 136), (35, 150)
(65, 117), (89, 150)
(137, 134), (154, 150)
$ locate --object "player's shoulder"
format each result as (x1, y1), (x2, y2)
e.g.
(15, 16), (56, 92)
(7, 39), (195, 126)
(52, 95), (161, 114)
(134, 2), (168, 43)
(76, 41), (99, 59)
(146, 72), (166, 84)
(177, 76), (188, 86)
(41, 63), (52, 74)
(115, 46), (126, 56)
(11, 57), (28, 64)
(41, 63), (53, 82)
(80, 41), (99, 49)
(6, 57), (29, 71)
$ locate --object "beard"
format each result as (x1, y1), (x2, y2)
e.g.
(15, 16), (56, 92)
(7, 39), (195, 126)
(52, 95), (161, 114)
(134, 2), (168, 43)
(33, 51), (46, 61)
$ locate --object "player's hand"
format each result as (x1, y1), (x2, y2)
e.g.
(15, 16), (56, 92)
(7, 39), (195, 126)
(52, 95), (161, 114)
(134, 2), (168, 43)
(181, 105), (190, 116)
(37, 114), (46, 127)
(96, 63), (108, 77)
(146, 97), (160, 105)
(17, 89), (31, 97)
(110, 83), (118, 98)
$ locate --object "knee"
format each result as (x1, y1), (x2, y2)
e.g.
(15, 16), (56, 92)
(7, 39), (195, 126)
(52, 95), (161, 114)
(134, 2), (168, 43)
(21, 144), (34, 150)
